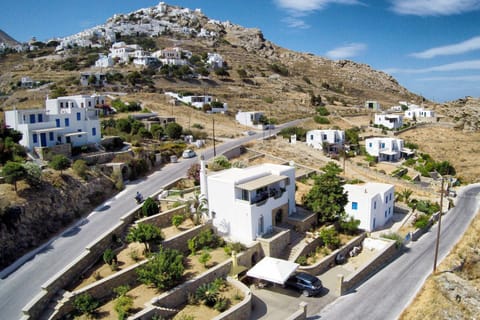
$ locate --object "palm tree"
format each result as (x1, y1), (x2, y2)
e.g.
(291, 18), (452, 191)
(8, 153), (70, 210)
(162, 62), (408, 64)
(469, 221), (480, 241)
(401, 189), (413, 204)
(188, 192), (208, 225)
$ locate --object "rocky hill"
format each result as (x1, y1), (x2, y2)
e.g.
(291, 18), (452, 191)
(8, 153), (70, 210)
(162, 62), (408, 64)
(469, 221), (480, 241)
(0, 1), (422, 114)
(436, 97), (480, 132)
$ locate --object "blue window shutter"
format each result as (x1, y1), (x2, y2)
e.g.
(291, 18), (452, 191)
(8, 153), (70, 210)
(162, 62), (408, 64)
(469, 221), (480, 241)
(33, 133), (38, 143)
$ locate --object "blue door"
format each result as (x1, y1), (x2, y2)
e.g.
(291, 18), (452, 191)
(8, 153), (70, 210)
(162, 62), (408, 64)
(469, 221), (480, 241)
(40, 133), (47, 147)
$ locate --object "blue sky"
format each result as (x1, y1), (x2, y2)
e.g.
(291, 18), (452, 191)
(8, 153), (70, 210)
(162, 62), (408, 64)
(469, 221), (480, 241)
(2, 0), (480, 102)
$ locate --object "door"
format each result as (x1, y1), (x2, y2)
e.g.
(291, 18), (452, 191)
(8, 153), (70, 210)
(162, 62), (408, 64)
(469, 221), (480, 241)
(40, 133), (47, 147)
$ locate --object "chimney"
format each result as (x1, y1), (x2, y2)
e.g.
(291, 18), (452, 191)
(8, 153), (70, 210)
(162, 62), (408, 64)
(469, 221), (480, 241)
(200, 154), (208, 201)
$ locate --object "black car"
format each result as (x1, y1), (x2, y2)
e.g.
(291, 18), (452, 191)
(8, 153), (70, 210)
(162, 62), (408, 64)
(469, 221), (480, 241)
(285, 272), (323, 297)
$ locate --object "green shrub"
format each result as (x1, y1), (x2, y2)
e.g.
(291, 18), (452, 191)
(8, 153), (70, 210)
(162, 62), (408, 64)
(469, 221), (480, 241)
(319, 228), (341, 250)
(338, 217), (360, 235)
(73, 293), (99, 316)
(414, 214), (430, 230)
(296, 256), (308, 266)
(103, 248), (117, 266)
(136, 247), (185, 289)
(214, 297), (230, 312)
(316, 106), (330, 116)
(114, 295), (133, 320)
(196, 283), (219, 307)
(199, 250), (212, 267)
(313, 115), (330, 124)
(380, 232), (404, 248)
(172, 214), (185, 228)
(142, 197), (159, 217)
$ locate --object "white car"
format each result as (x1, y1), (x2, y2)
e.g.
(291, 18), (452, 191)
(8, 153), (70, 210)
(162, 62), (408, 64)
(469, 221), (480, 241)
(182, 149), (197, 159)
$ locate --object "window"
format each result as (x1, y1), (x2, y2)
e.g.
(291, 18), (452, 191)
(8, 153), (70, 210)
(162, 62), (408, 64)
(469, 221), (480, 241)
(60, 102), (64, 108)
(49, 132), (54, 141)
(385, 211), (387, 218)
(352, 202), (358, 210)
(323, 134), (327, 140)
(38, 114), (43, 122)
(369, 143), (372, 147)
(65, 118), (69, 127)
(88, 101), (91, 107)
(30, 114), (36, 124)
(381, 143), (385, 148)
(389, 207), (391, 215)
(374, 201), (376, 209)
(33, 134), (38, 143)
(77, 112), (81, 121)
(56, 119), (60, 127)
(241, 189), (249, 201)
(92, 127), (96, 136)
(389, 193), (392, 201)
(310, 135), (314, 140)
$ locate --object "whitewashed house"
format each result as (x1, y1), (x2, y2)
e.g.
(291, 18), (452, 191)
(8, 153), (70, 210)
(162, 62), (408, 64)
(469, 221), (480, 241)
(109, 42), (141, 63)
(165, 92), (227, 113)
(20, 77), (34, 88)
(80, 73), (107, 87)
(203, 163), (296, 245)
(365, 100), (381, 110)
(153, 47), (188, 66)
(365, 137), (406, 162)
(5, 95), (103, 151)
(207, 53), (224, 69)
(374, 113), (403, 130)
(306, 129), (345, 153)
(404, 107), (436, 121)
(236, 111), (267, 129)
(95, 54), (114, 68)
(344, 183), (395, 232)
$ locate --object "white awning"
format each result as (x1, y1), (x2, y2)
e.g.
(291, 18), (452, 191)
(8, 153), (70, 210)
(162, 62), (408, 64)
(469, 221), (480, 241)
(379, 150), (398, 156)
(237, 175), (288, 191)
(64, 131), (87, 137)
(32, 127), (63, 133)
(246, 257), (298, 284)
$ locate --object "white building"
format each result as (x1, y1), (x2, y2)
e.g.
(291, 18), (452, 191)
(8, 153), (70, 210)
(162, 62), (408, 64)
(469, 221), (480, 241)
(153, 47), (188, 66)
(80, 73), (107, 87)
(306, 129), (345, 152)
(374, 114), (403, 130)
(235, 111), (266, 129)
(365, 100), (381, 110)
(165, 92), (227, 113)
(365, 137), (406, 162)
(204, 163), (296, 245)
(133, 56), (159, 67)
(5, 95), (103, 151)
(344, 183), (395, 232)
(95, 54), (114, 68)
(109, 42), (141, 63)
(404, 108), (436, 120)
(207, 53), (224, 69)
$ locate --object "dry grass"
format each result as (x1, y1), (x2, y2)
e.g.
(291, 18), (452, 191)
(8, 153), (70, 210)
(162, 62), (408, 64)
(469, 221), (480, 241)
(400, 211), (480, 320)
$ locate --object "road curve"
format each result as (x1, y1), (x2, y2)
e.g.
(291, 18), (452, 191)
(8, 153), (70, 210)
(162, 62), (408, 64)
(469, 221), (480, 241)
(0, 119), (303, 320)
(318, 184), (480, 320)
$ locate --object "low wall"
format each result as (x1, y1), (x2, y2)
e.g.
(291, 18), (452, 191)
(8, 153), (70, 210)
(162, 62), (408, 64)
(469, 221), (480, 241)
(135, 205), (187, 229)
(212, 277), (252, 320)
(341, 238), (398, 294)
(299, 233), (367, 276)
(162, 223), (212, 254)
(258, 227), (290, 259)
(287, 214), (317, 233)
(411, 211), (440, 242)
(222, 145), (246, 160)
(286, 302), (308, 320)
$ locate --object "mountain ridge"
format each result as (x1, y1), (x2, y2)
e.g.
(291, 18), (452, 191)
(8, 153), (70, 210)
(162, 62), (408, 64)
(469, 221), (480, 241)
(0, 29), (20, 46)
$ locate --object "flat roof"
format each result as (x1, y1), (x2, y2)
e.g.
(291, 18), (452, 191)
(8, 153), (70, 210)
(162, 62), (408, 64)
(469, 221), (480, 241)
(237, 174), (288, 191)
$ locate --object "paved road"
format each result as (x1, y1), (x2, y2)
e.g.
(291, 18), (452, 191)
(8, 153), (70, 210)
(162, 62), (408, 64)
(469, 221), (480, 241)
(0, 120), (302, 320)
(319, 184), (480, 320)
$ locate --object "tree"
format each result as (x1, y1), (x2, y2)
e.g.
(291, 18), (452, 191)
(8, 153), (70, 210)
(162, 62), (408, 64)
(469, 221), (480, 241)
(73, 293), (99, 317)
(187, 163), (201, 186)
(165, 122), (183, 139)
(196, 282), (219, 307)
(50, 86), (67, 99)
(103, 248), (117, 268)
(136, 247), (185, 289)
(338, 216), (360, 235)
(303, 162), (348, 224)
(319, 228), (341, 250)
(2, 161), (26, 191)
(49, 154), (70, 173)
(141, 197), (159, 217)
(199, 251), (212, 268)
(150, 124), (164, 140)
(189, 193), (208, 225)
(126, 223), (163, 253)
(345, 127), (360, 145)
(23, 162), (42, 187)
(116, 118), (132, 133)
(400, 189), (413, 204)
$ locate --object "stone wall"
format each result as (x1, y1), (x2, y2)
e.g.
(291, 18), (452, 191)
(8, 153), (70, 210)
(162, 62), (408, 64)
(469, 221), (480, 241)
(258, 227), (290, 258)
(341, 238), (398, 294)
(411, 211), (440, 242)
(286, 302), (308, 320)
(222, 145), (246, 160)
(299, 233), (367, 275)
(135, 205), (187, 229)
(287, 214), (317, 233)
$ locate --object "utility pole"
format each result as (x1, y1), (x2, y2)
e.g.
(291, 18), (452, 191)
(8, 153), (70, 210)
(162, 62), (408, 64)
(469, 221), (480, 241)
(212, 117), (216, 157)
(433, 176), (445, 273)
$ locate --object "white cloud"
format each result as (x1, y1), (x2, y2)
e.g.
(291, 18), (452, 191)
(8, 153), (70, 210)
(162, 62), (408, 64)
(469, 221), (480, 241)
(410, 36), (480, 59)
(274, 0), (362, 28)
(418, 75), (480, 81)
(383, 59), (480, 74)
(282, 17), (310, 29)
(326, 43), (367, 59)
(390, 0), (480, 16)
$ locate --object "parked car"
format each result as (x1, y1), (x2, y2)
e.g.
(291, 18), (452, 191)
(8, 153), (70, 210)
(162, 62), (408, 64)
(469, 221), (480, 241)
(182, 149), (196, 159)
(284, 272), (323, 297)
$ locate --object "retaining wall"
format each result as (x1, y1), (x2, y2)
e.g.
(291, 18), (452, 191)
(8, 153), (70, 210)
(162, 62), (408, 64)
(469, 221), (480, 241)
(286, 302), (308, 320)
(258, 227), (290, 258)
(341, 238), (398, 294)
(299, 233), (367, 275)
(135, 205), (187, 229)
(411, 211), (440, 241)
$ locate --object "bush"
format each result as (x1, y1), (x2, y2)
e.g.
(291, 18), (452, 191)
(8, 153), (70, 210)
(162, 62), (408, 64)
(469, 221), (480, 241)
(196, 283), (219, 307)
(136, 247), (185, 289)
(223, 242), (246, 256)
(414, 214), (430, 230)
(380, 232), (404, 248)
(72, 159), (88, 179)
(103, 248), (117, 266)
(316, 106), (330, 116)
(319, 228), (341, 250)
(214, 297), (230, 312)
(278, 127), (307, 141)
(142, 197), (159, 217)
(314, 115), (330, 124)
(114, 295), (133, 320)
(49, 154), (70, 172)
(296, 256), (308, 266)
(199, 250), (212, 267)
(172, 214), (185, 228)
(73, 293), (99, 316)
(339, 217), (360, 235)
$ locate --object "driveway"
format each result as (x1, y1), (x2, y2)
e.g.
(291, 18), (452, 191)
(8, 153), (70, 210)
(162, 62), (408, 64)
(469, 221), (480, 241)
(250, 283), (336, 319)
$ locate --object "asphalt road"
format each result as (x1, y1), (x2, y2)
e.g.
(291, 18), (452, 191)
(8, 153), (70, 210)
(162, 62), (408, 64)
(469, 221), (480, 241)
(0, 120), (302, 320)
(318, 184), (480, 320)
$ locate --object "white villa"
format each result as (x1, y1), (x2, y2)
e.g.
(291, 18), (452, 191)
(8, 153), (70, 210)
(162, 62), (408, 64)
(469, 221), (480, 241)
(206, 53), (224, 69)
(365, 137), (408, 162)
(203, 163), (296, 245)
(165, 92), (227, 113)
(235, 111), (266, 129)
(404, 107), (436, 120)
(95, 54), (114, 68)
(344, 182), (395, 232)
(306, 129), (345, 153)
(374, 113), (403, 130)
(153, 47), (189, 66)
(80, 73), (107, 87)
(5, 95), (103, 151)
(109, 42), (142, 63)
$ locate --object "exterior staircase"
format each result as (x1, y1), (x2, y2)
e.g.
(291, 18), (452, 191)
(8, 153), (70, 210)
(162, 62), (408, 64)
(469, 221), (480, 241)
(278, 224), (307, 262)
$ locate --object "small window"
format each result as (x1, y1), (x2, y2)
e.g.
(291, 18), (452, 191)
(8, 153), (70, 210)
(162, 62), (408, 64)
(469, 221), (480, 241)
(381, 143), (385, 148)
(385, 211), (387, 218)
(49, 132), (54, 141)
(390, 193), (392, 201)
(33, 133), (38, 143)
(389, 207), (391, 215)
(369, 143), (372, 147)
(77, 112), (81, 121)
(92, 127), (96, 136)
(65, 118), (70, 127)
(352, 202), (358, 210)
(56, 119), (60, 127)
(374, 201), (376, 209)
(30, 114), (36, 124)
(38, 114), (43, 122)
